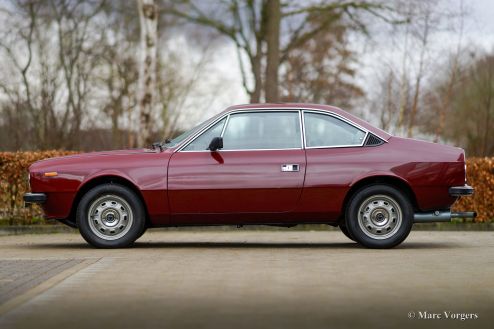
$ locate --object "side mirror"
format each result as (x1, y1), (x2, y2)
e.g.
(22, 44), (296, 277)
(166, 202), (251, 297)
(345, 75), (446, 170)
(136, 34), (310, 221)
(208, 137), (223, 151)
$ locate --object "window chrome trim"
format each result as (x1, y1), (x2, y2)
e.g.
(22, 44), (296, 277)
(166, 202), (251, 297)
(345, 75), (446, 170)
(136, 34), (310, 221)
(298, 110), (305, 149)
(220, 114), (230, 137)
(302, 110), (369, 149)
(177, 109), (303, 152)
(174, 106), (381, 153)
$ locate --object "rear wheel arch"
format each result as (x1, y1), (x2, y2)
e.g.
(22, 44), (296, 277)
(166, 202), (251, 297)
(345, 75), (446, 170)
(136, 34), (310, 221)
(340, 175), (418, 222)
(67, 175), (150, 228)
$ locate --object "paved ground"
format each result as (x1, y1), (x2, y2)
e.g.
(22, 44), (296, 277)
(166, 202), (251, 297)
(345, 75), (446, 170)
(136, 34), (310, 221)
(0, 231), (492, 329)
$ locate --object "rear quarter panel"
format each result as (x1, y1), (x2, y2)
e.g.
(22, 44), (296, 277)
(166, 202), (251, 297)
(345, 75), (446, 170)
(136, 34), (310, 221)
(298, 137), (465, 220)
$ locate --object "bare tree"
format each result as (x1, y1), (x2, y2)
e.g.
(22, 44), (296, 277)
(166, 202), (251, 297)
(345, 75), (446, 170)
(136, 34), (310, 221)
(48, 0), (106, 148)
(167, 0), (397, 103)
(445, 54), (494, 156)
(280, 17), (364, 108)
(0, 0), (221, 151)
(96, 1), (140, 149)
(137, 0), (158, 147)
(431, 0), (466, 142)
(368, 0), (466, 137)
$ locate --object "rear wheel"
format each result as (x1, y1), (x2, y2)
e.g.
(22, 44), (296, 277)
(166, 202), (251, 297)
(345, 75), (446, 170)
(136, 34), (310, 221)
(137, 226), (148, 240)
(345, 185), (413, 248)
(76, 184), (145, 248)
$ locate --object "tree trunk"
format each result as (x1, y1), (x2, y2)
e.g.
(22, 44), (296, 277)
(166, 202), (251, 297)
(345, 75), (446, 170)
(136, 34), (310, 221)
(407, 75), (422, 137)
(264, 0), (280, 102)
(250, 53), (263, 103)
(137, 0), (158, 147)
(112, 109), (120, 148)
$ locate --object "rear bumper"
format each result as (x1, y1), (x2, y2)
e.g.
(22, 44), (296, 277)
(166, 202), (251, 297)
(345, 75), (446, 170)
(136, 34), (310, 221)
(23, 193), (47, 204)
(449, 185), (474, 197)
(414, 185), (475, 223)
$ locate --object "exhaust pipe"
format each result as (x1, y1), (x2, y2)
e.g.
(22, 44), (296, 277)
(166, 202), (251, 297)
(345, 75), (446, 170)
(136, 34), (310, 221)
(414, 210), (477, 223)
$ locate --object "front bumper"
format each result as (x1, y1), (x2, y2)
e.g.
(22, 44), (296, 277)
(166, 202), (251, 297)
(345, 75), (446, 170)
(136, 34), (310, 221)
(23, 193), (47, 204)
(449, 185), (474, 197)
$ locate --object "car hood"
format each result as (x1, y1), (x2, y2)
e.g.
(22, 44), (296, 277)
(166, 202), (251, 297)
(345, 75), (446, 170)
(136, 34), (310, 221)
(30, 148), (160, 171)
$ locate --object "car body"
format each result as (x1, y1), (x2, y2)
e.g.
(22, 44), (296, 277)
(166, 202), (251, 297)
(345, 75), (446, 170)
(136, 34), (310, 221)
(24, 103), (475, 248)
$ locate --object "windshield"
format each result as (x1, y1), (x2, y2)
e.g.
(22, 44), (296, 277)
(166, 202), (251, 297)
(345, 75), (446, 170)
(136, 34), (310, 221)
(162, 115), (219, 148)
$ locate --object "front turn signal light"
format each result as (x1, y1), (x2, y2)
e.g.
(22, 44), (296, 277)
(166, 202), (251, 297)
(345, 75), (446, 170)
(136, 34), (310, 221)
(44, 172), (58, 177)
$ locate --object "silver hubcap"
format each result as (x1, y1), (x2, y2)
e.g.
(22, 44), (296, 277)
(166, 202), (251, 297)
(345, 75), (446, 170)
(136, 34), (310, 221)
(358, 194), (402, 240)
(88, 195), (133, 240)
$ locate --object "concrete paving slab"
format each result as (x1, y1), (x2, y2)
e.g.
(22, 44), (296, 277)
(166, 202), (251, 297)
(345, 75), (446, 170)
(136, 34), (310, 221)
(0, 231), (492, 329)
(0, 259), (83, 304)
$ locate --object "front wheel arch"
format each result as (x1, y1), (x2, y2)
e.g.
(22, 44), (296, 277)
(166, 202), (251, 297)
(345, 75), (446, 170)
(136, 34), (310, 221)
(67, 175), (150, 229)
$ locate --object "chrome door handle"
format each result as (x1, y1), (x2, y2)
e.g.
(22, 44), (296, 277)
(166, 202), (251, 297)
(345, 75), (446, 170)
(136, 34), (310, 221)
(281, 164), (300, 172)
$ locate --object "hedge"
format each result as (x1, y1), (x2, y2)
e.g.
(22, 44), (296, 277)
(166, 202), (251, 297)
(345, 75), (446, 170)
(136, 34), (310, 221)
(0, 151), (77, 224)
(452, 157), (494, 222)
(0, 151), (492, 224)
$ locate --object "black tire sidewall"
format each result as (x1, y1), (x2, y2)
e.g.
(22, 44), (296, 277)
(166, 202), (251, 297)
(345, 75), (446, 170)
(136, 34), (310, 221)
(339, 224), (355, 241)
(137, 226), (148, 240)
(76, 184), (145, 248)
(345, 185), (413, 248)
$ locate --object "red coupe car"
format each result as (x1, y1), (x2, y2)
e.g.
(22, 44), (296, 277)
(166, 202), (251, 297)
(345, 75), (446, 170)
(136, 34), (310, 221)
(24, 103), (475, 248)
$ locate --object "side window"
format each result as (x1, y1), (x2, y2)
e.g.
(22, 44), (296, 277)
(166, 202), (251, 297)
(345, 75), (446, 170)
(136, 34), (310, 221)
(183, 117), (226, 151)
(304, 112), (366, 147)
(222, 112), (301, 150)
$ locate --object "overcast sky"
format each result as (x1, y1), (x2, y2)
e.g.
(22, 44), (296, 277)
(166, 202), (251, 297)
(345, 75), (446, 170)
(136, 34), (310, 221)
(469, 0), (494, 47)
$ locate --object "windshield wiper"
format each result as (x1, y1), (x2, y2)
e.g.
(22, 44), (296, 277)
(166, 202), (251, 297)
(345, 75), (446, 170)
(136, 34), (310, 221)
(152, 142), (164, 151)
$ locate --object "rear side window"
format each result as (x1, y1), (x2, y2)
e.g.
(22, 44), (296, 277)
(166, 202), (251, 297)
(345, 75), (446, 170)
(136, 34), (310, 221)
(222, 112), (301, 150)
(304, 112), (366, 147)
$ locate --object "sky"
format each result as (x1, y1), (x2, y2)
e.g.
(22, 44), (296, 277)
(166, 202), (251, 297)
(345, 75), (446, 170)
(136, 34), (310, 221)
(469, 0), (494, 48)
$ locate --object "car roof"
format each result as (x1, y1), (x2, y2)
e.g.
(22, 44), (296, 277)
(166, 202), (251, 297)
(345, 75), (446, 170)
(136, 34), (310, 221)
(223, 103), (392, 141)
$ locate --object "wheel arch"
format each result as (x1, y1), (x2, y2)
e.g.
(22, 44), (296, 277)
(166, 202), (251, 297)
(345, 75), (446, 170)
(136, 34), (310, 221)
(66, 175), (150, 228)
(340, 175), (418, 223)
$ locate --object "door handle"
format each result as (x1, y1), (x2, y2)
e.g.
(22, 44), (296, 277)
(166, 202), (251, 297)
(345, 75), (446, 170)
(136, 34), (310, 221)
(281, 164), (300, 172)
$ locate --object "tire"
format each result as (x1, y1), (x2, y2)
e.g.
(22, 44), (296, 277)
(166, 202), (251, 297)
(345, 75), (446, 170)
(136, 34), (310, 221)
(339, 224), (355, 241)
(137, 226), (148, 240)
(76, 184), (145, 248)
(345, 184), (413, 249)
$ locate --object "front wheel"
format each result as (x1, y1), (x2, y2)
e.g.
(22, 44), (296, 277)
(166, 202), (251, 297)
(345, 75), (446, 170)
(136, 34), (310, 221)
(339, 224), (355, 241)
(345, 185), (413, 248)
(76, 184), (145, 248)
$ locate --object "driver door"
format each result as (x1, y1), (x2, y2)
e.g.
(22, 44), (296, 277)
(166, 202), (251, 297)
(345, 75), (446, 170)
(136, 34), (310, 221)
(167, 110), (306, 224)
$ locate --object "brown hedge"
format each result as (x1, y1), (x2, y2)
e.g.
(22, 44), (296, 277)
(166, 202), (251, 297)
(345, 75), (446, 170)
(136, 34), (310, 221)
(0, 151), (77, 224)
(0, 152), (492, 224)
(452, 157), (494, 222)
